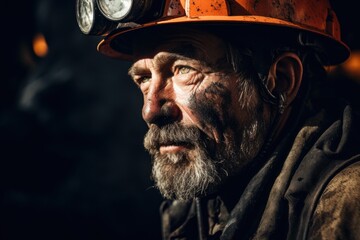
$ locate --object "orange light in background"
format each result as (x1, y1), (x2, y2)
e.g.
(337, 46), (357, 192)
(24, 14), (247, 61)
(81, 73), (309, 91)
(341, 51), (360, 81)
(324, 65), (337, 74)
(33, 33), (48, 58)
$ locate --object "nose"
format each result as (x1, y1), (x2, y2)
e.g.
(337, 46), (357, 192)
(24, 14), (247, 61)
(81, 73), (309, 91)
(142, 79), (181, 126)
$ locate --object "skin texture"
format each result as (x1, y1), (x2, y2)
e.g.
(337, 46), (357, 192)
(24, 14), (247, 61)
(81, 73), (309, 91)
(128, 30), (270, 200)
(128, 28), (302, 201)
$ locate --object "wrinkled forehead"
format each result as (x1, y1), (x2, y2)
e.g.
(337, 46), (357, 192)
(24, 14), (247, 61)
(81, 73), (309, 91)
(132, 27), (228, 62)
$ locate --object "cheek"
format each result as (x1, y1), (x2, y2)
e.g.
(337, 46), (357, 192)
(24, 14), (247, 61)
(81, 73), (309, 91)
(188, 82), (234, 135)
(172, 82), (201, 123)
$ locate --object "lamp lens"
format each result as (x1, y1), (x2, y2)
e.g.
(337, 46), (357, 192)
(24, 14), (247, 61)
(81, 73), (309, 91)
(77, 0), (95, 34)
(98, 0), (133, 21)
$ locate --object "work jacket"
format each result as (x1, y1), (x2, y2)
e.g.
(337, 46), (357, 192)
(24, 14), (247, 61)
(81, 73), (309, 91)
(160, 99), (360, 240)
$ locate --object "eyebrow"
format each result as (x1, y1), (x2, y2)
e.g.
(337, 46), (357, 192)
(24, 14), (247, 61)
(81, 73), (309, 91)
(128, 52), (198, 79)
(128, 65), (147, 79)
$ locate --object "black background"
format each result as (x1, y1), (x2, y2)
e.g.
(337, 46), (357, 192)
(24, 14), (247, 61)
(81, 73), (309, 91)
(1, 1), (359, 240)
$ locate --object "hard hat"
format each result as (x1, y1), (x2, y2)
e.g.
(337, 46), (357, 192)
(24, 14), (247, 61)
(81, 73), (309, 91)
(77, 0), (350, 65)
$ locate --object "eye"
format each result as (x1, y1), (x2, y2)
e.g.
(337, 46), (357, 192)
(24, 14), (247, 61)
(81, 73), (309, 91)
(135, 76), (151, 86)
(175, 65), (194, 75)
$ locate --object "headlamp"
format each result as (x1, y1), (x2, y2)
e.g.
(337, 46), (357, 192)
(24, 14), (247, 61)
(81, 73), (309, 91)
(76, 0), (118, 35)
(97, 0), (133, 21)
(76, 0), (165, 35)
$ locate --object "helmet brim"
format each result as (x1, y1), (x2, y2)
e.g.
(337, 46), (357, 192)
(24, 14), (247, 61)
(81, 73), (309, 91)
(98, 16), (350, 65)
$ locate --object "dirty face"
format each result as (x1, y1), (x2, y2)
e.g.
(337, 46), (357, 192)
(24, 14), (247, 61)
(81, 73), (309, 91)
(129, 29), (268, 200)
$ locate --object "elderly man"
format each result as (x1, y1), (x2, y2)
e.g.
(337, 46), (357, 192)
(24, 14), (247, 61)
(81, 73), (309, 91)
(76, 0), (360, 239)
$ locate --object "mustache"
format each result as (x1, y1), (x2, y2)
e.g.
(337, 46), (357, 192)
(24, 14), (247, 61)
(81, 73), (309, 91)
(144, 123), (206, 153)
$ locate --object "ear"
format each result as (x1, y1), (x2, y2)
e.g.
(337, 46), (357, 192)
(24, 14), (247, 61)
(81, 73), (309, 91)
(266, 52), (303, 105)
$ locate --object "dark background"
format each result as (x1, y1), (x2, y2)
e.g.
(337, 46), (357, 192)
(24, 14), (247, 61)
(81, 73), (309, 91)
(1, 1), (359, 240)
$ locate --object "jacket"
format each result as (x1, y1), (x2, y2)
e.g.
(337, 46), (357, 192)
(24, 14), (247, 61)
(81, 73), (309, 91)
(160, 100), (360, 240)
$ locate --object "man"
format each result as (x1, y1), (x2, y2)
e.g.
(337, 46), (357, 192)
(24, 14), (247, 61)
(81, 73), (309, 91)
(76, 0), (360, 239)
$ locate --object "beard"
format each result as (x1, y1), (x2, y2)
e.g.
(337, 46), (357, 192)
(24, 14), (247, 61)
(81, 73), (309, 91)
(144, 108), (266, 201)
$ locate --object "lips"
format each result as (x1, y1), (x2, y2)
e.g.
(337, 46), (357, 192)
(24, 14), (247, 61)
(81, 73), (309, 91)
(158, 142), (192, 154)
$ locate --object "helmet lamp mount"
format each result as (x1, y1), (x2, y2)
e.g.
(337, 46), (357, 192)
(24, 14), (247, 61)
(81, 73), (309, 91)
(76, 0), (165, 35)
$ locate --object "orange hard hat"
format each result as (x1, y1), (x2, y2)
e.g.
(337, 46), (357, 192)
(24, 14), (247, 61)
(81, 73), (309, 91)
(97, 0), (350, 65)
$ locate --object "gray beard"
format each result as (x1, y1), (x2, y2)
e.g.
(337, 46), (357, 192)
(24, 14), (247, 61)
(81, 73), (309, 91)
(144, 113), (266, 201)
(151, 148), (218, 200)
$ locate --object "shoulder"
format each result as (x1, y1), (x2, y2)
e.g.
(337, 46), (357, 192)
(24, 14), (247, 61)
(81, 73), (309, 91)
(307, 160), (360, 240)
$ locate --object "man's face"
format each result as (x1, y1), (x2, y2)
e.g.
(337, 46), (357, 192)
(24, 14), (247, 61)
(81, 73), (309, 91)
(129, 29), (269, 200)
